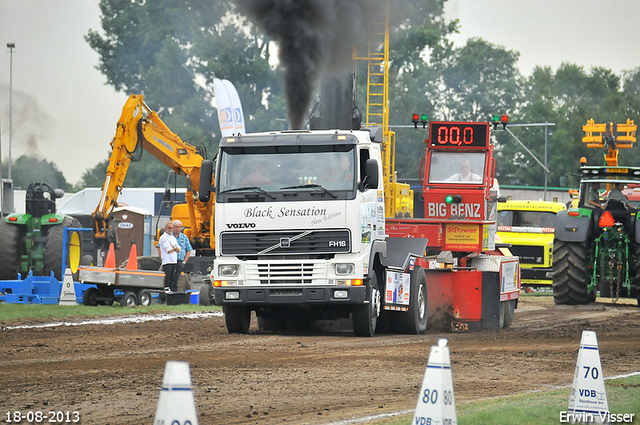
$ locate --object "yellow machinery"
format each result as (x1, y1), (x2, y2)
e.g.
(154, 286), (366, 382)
(93, 94), (214, 254)
(353, 0), (413, 218)
(582, 118), (636, 166)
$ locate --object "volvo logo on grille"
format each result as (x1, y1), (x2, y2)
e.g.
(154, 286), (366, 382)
(280, 237), (291, 248)
(226, 223), (256, 229)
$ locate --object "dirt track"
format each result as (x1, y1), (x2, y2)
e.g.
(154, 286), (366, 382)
(1, 296), (639, 425)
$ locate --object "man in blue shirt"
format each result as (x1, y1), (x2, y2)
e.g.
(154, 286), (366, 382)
(172, 220), (194, 287)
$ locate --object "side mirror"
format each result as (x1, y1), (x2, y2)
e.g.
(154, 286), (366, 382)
(361, 159), (379, 190)
(199, 159), (215, 202)
(163, 187), (171, 203)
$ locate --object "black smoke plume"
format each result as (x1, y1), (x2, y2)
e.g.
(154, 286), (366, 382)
(234, 0), (381, 130)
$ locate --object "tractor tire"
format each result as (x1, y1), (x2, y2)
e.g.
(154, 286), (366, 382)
(500, 299), (516, 329)
(552, 239), (590, 305)
(0, 221), (23, 280)
(352, 271), (380, 337)
(44, 217), (81, 280)
(224, 305), (251, 334)
(392, 266), (428, 334)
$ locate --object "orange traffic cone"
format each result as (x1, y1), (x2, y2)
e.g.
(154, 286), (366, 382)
(104, 243), (116, 269)
(126, 244), (138, 270)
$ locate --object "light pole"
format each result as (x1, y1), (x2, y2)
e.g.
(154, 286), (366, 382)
(7, 42), (15, 180)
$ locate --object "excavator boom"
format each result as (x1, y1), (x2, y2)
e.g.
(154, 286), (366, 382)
(93, 94), (214, 252)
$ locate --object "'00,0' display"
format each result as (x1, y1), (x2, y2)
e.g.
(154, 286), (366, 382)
(429, 122), (489, 148)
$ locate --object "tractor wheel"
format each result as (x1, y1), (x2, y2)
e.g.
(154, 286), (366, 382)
(352, 271), (380, 337)
(44, 217), (81, 280)
(0, 221), (23, 280)
(552, 239), (590, 305)
(500, 300), (516, 329)
(392, 266), (428, 334)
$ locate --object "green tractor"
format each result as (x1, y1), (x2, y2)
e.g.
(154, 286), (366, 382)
(0, 182), (82, 281)
(553, 167), (640, 306)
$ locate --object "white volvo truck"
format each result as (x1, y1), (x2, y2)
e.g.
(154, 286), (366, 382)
(198, 128), (428, 336)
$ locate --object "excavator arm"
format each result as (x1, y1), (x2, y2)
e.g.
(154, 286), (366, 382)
(92, 94), (214, 252)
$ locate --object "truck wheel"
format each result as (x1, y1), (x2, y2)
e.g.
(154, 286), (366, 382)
(224, 305), (251, 334)
(0, 221), (23, 280)
(83, 287), (99, 306)
(500, 300), (516, 329)
(137, 289), (152, 306)
(352, 271), (380, 337)
(552, 239), (590, 305)
(257, 316), (284, 331)
(44, 217), (81, 280)
(120, 291), (138, 307)
(393, 266), (428, 334)
(199, 281), (214, 306)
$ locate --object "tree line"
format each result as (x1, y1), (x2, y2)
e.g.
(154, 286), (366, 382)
(9, 0), (640, 192)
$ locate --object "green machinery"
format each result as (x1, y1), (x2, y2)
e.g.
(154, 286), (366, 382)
(552, 120), (640, 305)
(0, 182), (81, 281)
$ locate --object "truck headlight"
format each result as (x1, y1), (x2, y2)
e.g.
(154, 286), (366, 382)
(219, 264), (240, 277)
(334, 263), (355, 276)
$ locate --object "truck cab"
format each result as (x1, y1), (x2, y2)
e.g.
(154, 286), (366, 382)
(497, 200), (566, 286)
(210, 128), (391, 335)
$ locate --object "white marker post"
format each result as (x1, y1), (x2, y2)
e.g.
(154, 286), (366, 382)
(58, 268), (77, 306)
(567, 330), (608, 423)
(154, 361), (199, 425)
(412, 338), (457, 425)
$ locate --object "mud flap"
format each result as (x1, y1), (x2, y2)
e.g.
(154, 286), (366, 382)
(479, 271), (500, 331)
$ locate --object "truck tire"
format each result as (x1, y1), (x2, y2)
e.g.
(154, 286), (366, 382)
(120, 291), (138, 307)
(137, 289), (152, 306)
(224, 305), (251, 334)
(257, 316), (284, 331)
(44, 217), (81, 280)
(392, 266), (428, 334)
(552, 239), (590, 305)
(0, 221), (23, 280)
(83, 287), (99, 306)
(352, 271), (380, 337)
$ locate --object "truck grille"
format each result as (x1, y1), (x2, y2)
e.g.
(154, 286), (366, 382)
(245, 262), (324, 284)
(509, 245), (545, 265)
(220, 229), (351, 256)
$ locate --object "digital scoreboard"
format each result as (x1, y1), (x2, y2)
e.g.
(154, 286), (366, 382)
(428, 122), (490, 149)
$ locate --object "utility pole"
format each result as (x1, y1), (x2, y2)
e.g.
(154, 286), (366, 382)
(7, 42), (15, 180)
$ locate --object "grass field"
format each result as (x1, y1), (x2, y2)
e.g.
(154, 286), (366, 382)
(371, 374), (640, 425)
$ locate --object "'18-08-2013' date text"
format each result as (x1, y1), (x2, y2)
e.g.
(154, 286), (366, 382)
(4, 411), (80, 423)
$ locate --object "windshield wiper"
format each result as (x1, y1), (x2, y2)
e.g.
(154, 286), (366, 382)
(219, 186), (275, 199)
(280, 184), (337, 198)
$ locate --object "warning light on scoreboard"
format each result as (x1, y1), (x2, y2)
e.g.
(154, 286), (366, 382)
(491, 114), (509, 130)
(412, 113), (428, 129)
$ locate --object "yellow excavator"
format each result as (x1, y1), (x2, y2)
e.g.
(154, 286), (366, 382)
(92, 94), (215, 259)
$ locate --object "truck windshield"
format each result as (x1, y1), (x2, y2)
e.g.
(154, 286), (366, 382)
(428, 152), (486, 184)
(498, 210), (557, 228)
(218, 146), (357, 193)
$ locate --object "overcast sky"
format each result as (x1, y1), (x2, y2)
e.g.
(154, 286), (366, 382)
(1, 0), (640, 185)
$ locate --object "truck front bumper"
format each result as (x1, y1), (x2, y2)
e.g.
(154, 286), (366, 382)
(213, 285), (367, 306)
